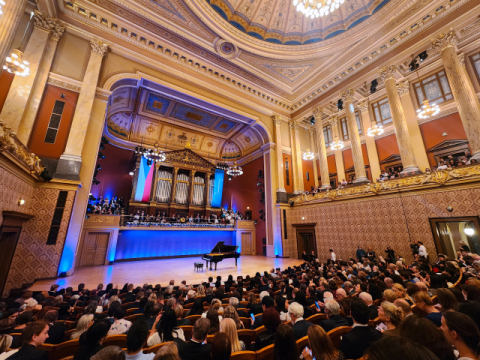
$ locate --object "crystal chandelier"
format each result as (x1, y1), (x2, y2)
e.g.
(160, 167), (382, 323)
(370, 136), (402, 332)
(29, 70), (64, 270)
(3, 49), (30, 76)
(417, 99), (440, 119)
(331, 138), (344, 151)
(227, 161), (243, 177)
(367, 121), (384, 137)
(0, 0), (5, 15)
(303, 149), (315, 160)
(292, 0), (344, 19)
(135, 145), (166, 164)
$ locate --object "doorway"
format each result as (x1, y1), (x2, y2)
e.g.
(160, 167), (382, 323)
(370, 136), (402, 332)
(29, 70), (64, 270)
(292, 224), (317, 260)
(241, 232), (253, 255)
(429, 217), (480, 259)
(79, 232), (110, 266)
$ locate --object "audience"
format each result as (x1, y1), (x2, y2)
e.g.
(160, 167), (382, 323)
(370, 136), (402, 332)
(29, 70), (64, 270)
(210, 332), (230, 360)
(414, 292), (442, 327)
(71, 314), (94, 340)
(174, 318), (211, 360)
(220, 318), (244, 352)
(125, 320), (154, 360)
(442, 311), (480, 360)
(302, 325), (344, 360)
(320, 299), (349, 332)
(288, 302), (313, 340)
(43, 310), (66, 344)
(148, 309), (185, 346)
(91, 346), (126, 360)
(377, 301), (402, 336)
(367, 336), (441, 360)
(7, 321), (49, 360)
(273, 324), (297, 360)
(74, 319), (111, 360)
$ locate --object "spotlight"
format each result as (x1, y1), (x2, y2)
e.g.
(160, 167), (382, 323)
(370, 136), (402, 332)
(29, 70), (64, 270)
(418, 50), (428, 62)
(98, 152), (105, 159)
(310, 117), (315, 125)
(254, 220), (258, 225)
(88, 194), (97, 201)
(92, 178), (100, 185)
(228, 175), (232, 181)
(101, 136), (109, 144)
(147, 159), (152, 166)
(18, 199), (25, 206)
(257, 182), (263, 186)
(259, 209), (264, 213)
(408, 59), (418, 72)
(96, 164), (102, 171)
(370, 79), (378, 94)
(61, 93), (65, 99)
(258, 170), (264, 178)
(85, 214), (90, 220)
(337, 99), (343, 110)
(258, 189), (263, 193)
(99, 144), (105, 150)
(135, 147), (139, 153)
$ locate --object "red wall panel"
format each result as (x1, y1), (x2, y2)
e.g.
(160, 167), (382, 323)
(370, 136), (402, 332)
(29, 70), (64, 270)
(302, 159), (315, 191)
(375, 134), (400, 163)
(283, 153), (294, 193)
(0, 70), (14, 114)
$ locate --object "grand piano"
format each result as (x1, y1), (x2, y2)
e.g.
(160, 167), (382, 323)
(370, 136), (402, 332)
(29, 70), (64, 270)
(202, 241), (240, 270)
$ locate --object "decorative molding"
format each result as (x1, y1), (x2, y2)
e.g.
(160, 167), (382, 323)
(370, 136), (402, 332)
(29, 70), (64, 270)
(431, 28), (457, 54)
(312, 106), (323, 120)
(47, 73), (82, 92)
(90, 38), (109, 57)
(379, 64), (397, 81)
(396, 80), (410, 96)
(357, 100), (369, 113)
(272, 114), (282, 126)
(458, 52), (465, 67)
(32, 10), (65, 41)
(95, 88), (112, 103)
(50, 23), (66, 42)
(289, 122), (300, 131)
(340, 89), (355, 103)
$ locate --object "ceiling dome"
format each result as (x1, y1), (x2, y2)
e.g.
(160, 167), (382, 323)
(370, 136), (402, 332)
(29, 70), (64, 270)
(207, 0), (390, 45)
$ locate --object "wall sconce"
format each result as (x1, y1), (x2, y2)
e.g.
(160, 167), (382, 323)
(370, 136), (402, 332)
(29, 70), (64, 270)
(247, 207), (249, 209)
(302, 217), (305, 220)
(18, 199), (25, 206)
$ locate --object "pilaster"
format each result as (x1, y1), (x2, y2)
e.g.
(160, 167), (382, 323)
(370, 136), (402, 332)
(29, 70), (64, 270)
(313, 106), (331, 188)
(357, 100), (381, 180)
(273, 115), (287, 203)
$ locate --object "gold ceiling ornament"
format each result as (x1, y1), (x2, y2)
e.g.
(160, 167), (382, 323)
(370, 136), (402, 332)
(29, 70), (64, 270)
(292, 0), (345, 18)
(3, 49), (30, 77)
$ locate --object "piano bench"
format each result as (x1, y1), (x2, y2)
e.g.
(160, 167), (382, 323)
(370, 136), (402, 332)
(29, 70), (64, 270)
(194, 262), (204, 272)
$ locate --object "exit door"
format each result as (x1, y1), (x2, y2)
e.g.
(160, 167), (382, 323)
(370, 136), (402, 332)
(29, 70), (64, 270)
(79, 232), (109, 266)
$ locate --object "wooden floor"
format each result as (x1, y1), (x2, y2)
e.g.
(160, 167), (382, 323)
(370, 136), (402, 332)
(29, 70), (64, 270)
(30, 256), (303, 291)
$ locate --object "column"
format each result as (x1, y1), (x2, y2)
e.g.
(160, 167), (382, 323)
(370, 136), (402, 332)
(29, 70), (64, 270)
(396, 80), (430, 171)
(189, 170), (196, 204)
(331, 116), (346, 184)
(170, 167), (179, 203)
(357, 101), (381, 180)
(341, 89), (369, 183)
(54, 38), (108, 180)
(379, 65), (421, 175)
(313, 106), (331, 189)
(432, 29), (480, 161)
(273, 115), (287, 203)
(0, 11), (52, 133)
(17, 23), (65, 144)
(205, 172), (211, 206)
(308, 129), (319, 188)
(0, 0), (27, 64)
(288, 122), (298, 192)
(290, 122), (304, 194)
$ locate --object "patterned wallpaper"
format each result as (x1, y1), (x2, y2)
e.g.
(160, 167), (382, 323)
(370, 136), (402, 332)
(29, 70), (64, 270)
(282, 185), (480, 264)
(0, 166), (75, 297)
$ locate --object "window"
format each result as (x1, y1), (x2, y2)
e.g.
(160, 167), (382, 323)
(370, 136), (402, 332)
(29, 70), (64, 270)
(323, 124), (333, 147)
(413, 70), (453, 106)
(355, 111), (363, 135)
(471, 53), (480, 84)
(285, 160), (290, 186)
(340, 111), (362, 141)
(44, 100), (65, 144)
(47, 191), (68, 245)
(372, 98), (393, 125)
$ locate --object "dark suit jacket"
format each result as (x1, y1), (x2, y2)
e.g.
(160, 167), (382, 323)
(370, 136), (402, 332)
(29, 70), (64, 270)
(368, 305), (379, 320)
(258, 285), (269, 293)
(251, 315), (263, 329)
(320, 315), (350, 333)
(177, 318), (190, 326)
(45, 322), (67, 345)
(7, 345), (48, 360)
(292, 320), (313, 340)
(124, 292), (135, 304)
(174, 338), (212, 360)
(340, 325), (382, 360)
(237, 309), (247, 318)
(248, 303), (262, 316)
(128, 301), (141, 309)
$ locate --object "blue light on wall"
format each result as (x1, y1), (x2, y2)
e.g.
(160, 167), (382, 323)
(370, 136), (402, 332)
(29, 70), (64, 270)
(211, 169), (224, 208)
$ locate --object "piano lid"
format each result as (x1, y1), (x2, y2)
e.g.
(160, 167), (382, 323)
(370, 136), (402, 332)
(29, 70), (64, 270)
(210, 241), (238, 253)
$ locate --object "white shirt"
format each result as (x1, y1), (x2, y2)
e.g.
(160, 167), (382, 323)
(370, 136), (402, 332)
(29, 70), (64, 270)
(437, 165), (448, 170)
(147, 328), (185, 347)
(331, 252), (336, 261)
(419, 245), (428, 257)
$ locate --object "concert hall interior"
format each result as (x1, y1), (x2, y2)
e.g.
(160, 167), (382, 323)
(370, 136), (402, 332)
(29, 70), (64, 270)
(2, 0), (480, 358)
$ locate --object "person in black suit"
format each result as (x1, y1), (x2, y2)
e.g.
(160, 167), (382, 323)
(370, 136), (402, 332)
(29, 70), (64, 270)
(174, 317), (212, 360)
(8, 321), (49, 360)
(129, 292), (144, 310)
(43, 310), (66, 345)
(132, 297), (148, 315)
(340, 297), (382, 360)
(359, 292), (379, 320)
(124, 284), (136, 304)
(320, 299), (350, 333)
(251, 296), (274, 329)
(288, 302), (313, 340)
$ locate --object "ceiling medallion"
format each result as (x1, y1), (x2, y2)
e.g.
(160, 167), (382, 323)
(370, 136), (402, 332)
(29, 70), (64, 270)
(214, 39), (239, 59)
(302, 148), (315, 160)
(292, 0), (345, 19)
(227, 161), (243, 177)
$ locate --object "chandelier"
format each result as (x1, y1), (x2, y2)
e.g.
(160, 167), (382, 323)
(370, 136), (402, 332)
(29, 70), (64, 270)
(135, 146), (166, 164)
(331, 138), (344, 151)
(417, 99), (440, 119)
(292, 0), (344, 18)
(303, 149), (315, 161)
(367, 122), (384, 137)
(0, 0), (4, 15)
(3, 49), (30, 76)
(227, 161), (243, 177)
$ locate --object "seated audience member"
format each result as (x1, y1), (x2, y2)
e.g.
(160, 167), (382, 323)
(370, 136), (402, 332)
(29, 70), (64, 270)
(174, 318), (212, 360)
(220, 318), (244, 352)
(133, 298), (149, 315)
(71, 314), (94, 340)
(251, 296), (274, 329)
(125, 320), (155, 360)
(301, 325), (344, 360)
(129, 292), (145, 310)
(146, 304), (162, 329)
(227, 298), (246, 318)
(74, 319), (111, 360)
(294, 291), (314, 319)
(383, 289), (398, 303)
(7, 321), (49, 360)
(0, 334), (17, 360)
(91, 346), (125, 360)
(108, 307), (132, 335)
(152, 342), (179, 360)
(206, 309), (220, 335)
(400, 316), (455, 360)
(393, 299), (412, 317)
(391, 284), (412, 305)
(186, 299), (204, 316)
(377, 302), (402, 336)
(43, 310), (66, 344)
(288, 302), (313, 340)
(274, 296), (290, 322)
(320, 299), (349, 333)
(458, 299), (480, 330)
(359, 292), (378, 320)
(211, 332), (230, 360)
(340, 297), (381, 360)
(442, 311), (480, 360)
(175, 305), (189, 327)
(414, 292), (442, 327)
(222, 306), (243, 330)
(148, 309), (185, 346)
(246, 292), (262, 316)
(253, 307), (280, 351)
(367, 336), (441, 360)
(436, 288), (459, 312)
(274, 324), (298, 360)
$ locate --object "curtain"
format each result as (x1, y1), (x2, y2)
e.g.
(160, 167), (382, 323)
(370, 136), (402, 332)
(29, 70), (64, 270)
(193, 175), (205, 206)
(155, 169), (172, 202)
(175, 173), (190, 204)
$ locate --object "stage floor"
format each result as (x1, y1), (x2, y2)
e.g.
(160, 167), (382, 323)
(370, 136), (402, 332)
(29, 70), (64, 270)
(30, 256), (303, 292)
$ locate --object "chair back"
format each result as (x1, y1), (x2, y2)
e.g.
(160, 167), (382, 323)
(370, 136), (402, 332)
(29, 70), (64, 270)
(38, 344), (55, 359)
(327, 326), (351, 350)
(58, 356), (74, 360)
(256, 343), (274, 360)
(206, 334), (215, 343)
(186, 315), (201, 326)
(305, 313), (327, 325)
(103, 334), (127, 348)
(143, 341), (170, 354)
(237, 329), (254, 349)
(239, 317), (251, 329)
(230, 351), (256, 360)
(64, 329), (76, 342)
(180, 326), (193, 341)
(124, 314), (140, 324)
(296, 335), (309, 354)
(54, 339), (80, 360)
(64, 321), (77, 330)
(254, 325), (267, 340)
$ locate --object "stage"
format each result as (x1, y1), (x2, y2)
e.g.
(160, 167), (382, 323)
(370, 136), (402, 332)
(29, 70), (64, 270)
(30, 256), (303, 292)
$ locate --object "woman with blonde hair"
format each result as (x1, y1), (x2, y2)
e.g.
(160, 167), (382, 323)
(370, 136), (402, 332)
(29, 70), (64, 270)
(196, 284), (205, 296)
(148, 293), (157, 303)
(378, 301), (403, 336)
(0, 334), (17, 360)
(301, 324), (344, 360)
(391, 284), (412, 305)
(220, 318), (245, 352)
(71, 314), (94, 339)
(383, 289), (397, 303)
(108, 295), (121, 308)
(223, 305), (244, 329)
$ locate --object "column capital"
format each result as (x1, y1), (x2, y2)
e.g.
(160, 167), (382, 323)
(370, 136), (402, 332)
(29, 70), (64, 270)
(340, 88), (355, 103)
(289, 122), (300, 130)
(90, 38), (109, 57)
(396, 80), (410, 96)
(272, 114), (282, 126)
(357, 100), (369, 113)
(379, 64), (397, 81)
(32, 10), (54, 32)
(431, 29), (457, 53)
(313, 106), (324, 120)
(458, 52), (465, 67)
(50, 22), (66, 42)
